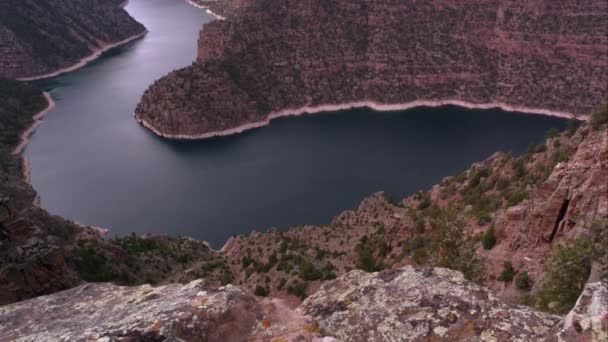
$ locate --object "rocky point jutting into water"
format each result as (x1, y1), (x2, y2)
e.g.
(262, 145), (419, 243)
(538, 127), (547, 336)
(0, 0), (146, 80)
(135, 0), (608, 138)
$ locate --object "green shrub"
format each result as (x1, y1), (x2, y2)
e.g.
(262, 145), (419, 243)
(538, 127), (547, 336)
(287, 281), (308, 299)
(254, 286), (269, 297)
(536, 237), (594, 313)
(430, 207), (485, 284)
(511, 159), (526, 180)
(590, 104), (608, 130)
(515, 271), (533, 291)
(497, 261), (515, 282)
(411, 248), (429, 265)
(496, 178), (510, 190)
(321, 261), (336, 280)
(299, 260), (322, 281)
(415, 219), (425, 234)
(417, 192), (432, 210)
(481, 226), (496, 250)
(74, 247), (117, 282)
(504, 190), (529, 207)
(544, 128), (560, 140)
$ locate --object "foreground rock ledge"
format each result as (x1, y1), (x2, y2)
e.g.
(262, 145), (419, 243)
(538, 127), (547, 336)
(1, 266), (605, 341)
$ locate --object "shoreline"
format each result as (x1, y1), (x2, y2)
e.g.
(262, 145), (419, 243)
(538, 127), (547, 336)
(12, 92), (55, 155)
(16, 30), (148, 81)
(135, 99), (585, 140)
(183, 0), (227, 20)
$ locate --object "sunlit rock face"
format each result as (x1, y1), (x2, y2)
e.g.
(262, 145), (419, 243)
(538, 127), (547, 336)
(136, 0), (607, 137)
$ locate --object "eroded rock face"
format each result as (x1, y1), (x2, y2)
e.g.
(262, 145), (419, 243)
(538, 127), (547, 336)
(136, 0), (607, 137)
(0, 0), (146, 79)
(299, 266), (563, 341)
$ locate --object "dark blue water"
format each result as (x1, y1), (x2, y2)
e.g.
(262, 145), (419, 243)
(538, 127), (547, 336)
(26, 0), (569, 247)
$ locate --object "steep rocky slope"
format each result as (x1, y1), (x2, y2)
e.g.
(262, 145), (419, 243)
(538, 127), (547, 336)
(0, 0), (146, 79)
(136, 0), (608, 137)
(1, 266), (605, 341)
(216, 113), (607, 311)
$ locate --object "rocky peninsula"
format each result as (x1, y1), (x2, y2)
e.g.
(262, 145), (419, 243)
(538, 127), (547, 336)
(136, 0), (607, 138)
(0, 0), (146, 80)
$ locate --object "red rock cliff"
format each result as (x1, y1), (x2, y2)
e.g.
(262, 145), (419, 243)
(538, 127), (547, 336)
(135, 0), (608, 137)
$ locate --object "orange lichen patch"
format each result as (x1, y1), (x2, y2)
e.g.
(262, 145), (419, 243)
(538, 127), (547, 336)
(446, 318), (478, 339)
(190, 295), (209, 307)
(262, 319), (272, 328)
(270, 337), (287, 342)
(151, 320), (161, 332)
(300, 321), (320, 333)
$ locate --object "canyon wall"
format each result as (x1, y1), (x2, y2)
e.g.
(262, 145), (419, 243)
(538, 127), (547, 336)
(136, 0), (608, 137)
(0, 0), (146, 79)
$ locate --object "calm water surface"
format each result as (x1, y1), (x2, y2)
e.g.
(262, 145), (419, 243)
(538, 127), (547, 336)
(26, 0), (569, 247)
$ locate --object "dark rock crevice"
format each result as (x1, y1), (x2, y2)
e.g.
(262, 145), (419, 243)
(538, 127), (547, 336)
(549, 198), (570, 242)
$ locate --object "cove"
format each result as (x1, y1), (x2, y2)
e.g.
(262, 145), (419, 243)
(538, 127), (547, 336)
(25, 0), (570, 248)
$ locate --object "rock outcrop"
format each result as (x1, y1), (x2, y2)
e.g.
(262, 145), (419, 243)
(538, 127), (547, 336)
(0, 0), (146, 79)
(136, 0), (608, 137)
(1, 266), (605, 341)
(0, 279), (325, 341)
(300, 267), (563, 341)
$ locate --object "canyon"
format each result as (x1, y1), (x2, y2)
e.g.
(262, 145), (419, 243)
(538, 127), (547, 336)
(1, 77), (607, 340)
(0, 0), (607, 340)
(136, 0), (608, 138)
(0, 0), (146, 80)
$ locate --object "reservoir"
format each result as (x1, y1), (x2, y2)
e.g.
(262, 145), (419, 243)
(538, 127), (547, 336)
(26, 0), (569, 247)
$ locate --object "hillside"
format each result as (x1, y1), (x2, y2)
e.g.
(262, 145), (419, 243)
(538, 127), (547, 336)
(135, 0), (608, 138)
(0, 0), (146, 79)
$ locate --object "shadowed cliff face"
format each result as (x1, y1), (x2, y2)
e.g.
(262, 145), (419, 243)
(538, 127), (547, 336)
(136, 0), (607, 137)
(0, 0), (146, 79)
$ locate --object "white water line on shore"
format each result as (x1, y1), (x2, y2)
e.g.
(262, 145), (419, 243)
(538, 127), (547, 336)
(135, 99), (584, 140)
(183, 0), (227, 20)
(12, 92), (55, 156)
(17, 30), (148, 81)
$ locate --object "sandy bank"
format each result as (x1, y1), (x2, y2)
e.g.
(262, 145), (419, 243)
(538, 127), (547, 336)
(12, 92), (55, 155)
(17, 30), (148, 81)
(136, 99), (584, 140)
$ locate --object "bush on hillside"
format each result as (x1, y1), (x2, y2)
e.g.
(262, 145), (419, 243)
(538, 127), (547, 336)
(515, 271), (533, 291)
(481, 225), (496, 250)
(497, 261), (515, 282)
(590, 104), (608, 130)
(536, 234), (601, 313)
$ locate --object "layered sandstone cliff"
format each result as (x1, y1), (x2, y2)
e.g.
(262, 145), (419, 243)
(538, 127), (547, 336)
(136, 0), (608, 138)
(0, 0), (146, 80)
